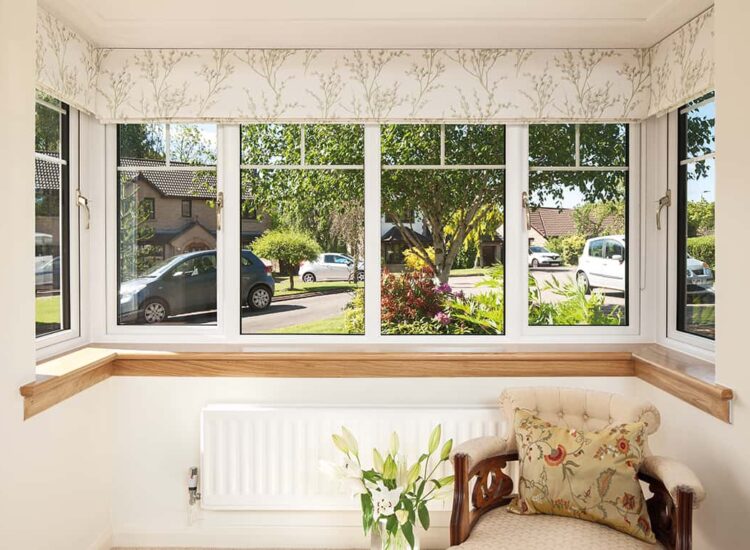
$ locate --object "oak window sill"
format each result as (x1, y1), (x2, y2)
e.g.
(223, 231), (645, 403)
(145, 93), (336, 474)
(21, 344), (731, 422)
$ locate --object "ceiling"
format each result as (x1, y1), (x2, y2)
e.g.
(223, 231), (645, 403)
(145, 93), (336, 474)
(40, 0), (714, 49)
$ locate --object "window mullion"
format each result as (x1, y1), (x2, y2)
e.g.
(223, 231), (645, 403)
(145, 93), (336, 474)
(505, 124), (527, 338)
(364, 124), (381, 339)
(221, 124), (241, 339)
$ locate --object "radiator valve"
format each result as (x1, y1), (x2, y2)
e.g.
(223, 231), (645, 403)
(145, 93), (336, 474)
(188, 467), (201, 505)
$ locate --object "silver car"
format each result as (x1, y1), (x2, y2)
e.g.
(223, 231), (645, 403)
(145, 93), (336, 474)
(298, 253), (364, 283)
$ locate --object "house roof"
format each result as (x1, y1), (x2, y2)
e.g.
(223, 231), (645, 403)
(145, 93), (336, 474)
(381, 225), (431, 244)
(119, 157), (218, 199)
(35, 156), (61, 191)
(140, 220), (216, 246)
(528, 207), (576, 238)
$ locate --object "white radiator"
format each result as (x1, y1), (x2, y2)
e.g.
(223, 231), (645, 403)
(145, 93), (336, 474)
(200, 404), (502, 510)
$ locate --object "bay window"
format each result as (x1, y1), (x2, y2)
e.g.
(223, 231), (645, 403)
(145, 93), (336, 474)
(35, 92), (71, 338)
(239, 124), (365, 335)
(677, 92), (715, 340)
(117, 123), (218, 326)
(527, 124), (629, 326)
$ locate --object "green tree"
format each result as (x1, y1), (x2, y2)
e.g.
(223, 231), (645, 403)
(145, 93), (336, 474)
(118, 124), (164, 160)
(572, 201), (625, 238)
(687, 198), (715, 237)
(119, 179), (157, 281)
(240, 124), (364, 251)
(251, 229), (321, 290)
(381, 124), (505, 283)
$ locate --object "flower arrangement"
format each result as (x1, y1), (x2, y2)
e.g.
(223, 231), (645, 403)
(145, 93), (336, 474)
(320, 425), (454, 550)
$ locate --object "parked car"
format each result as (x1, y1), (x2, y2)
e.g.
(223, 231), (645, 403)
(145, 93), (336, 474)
(576, 236), (626, 293)
(528, 245), (561, 268)
(35, 256), (60, 291)
(298, 253), (364, 283)
(119, 249), (274, 324)
(686, 255), (714, 286)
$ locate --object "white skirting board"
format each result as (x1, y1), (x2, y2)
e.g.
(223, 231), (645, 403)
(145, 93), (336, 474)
(200, 404), (502, 511)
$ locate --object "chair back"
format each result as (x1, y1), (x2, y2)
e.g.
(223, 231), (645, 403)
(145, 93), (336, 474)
(499, 387), (660, 453)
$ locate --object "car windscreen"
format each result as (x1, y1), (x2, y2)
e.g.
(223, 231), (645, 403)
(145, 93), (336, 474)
(529, 246), (549, 253)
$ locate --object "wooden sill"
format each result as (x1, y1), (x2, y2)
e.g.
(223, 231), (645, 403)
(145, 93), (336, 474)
(21, 345), (732, 422)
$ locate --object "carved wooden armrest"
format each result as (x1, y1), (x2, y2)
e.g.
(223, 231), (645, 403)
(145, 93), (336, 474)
(639, 466), (698, 550)
(641, 456), (705, 507)
(449, 438), (517, 546)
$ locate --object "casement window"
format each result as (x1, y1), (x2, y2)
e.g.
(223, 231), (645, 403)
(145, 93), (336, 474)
(677, 92), (715, 340)
(239, 124), (365, 335)
(35, 92), (74, 340)
(116, 123), (218, 326)
(380, 124), (506, 335)
(527, 124), (630, 327)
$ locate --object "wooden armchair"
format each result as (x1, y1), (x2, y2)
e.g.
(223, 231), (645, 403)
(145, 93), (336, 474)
(449, 388), (705, 550)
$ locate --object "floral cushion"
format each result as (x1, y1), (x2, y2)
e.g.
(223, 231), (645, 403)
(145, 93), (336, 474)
(509, 408), (656, 543)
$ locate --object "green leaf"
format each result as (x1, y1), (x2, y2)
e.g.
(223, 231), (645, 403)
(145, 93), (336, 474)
(402, 521), (415, 549)
(437, 475), (454, 488)
(440, 439), (453, 461)
(386, 514), (398, 535)
(418, 503), (430, 530)
(428, 425), (442, 454)
(361, 493), (373, 534)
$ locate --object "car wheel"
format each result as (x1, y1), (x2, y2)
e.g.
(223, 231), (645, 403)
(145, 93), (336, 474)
(142, 298), (169, 323)
(248, 286), (272, 311)
(356, 270), (365, 282)
(301, 272), (316, 283)
(531, 258), (539, 268)
(576, 271), (591, 295)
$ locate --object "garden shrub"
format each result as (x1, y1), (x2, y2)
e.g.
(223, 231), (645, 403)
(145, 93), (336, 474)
(381, 267), (442, 324)
(344, 288), (365, 334)
(528, 275), (622, 326)
(402, 247), (435, 272)
(545, 234), (587, 266)
(686, 235), (715, 271)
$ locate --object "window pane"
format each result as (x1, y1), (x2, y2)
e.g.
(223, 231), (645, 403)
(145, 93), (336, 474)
(684, 95), (715, 159)
(117, 163), (218, 325)
(445, 124), (505, 165)
(529, 124), (575, 166)
(169, 124), (217, 166)
(35, 102), (60, 156)
(580, 124), (628, 167)
(679, 158), (715, 339)
(528, 126), (628, 327)
(119, 124), (165, 161)
(240, 124), (365, 335)
(35, 96), (69, 338)
(241, 124), (300, 165)
(35, 160), (67, 336)
(304, 124), (364, 165)
(381, 125), (505, 335)
(381, 125), (440, 165)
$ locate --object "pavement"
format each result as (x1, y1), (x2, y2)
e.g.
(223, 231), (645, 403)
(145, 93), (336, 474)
(241, 290), (354, 333)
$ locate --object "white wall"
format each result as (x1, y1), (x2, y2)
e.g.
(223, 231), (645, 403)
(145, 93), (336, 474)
(109, 376), (635, 548)
(0, 2), (114, 549)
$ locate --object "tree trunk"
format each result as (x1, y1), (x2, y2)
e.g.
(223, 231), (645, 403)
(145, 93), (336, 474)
(289, 273), (295, 290)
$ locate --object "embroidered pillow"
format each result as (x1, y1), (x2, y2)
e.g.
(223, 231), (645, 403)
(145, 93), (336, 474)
(509, 408), (655, 543)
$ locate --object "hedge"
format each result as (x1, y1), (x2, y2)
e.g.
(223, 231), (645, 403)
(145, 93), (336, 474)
(686, 235), (715, 271)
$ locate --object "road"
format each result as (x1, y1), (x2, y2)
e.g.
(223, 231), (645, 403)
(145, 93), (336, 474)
(241, 291), (354, 333)
(529, 266), (625, 307)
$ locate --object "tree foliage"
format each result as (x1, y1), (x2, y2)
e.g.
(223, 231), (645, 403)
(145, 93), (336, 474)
(251, 229), (321, 289)
(572, 201), (625, 237)
(687, 199), (715, 237)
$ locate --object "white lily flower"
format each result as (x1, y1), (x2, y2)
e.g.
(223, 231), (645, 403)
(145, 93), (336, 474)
(319, 459), (366, 497)
(396, 455), (409, 488)
(371, 481), (403, 519)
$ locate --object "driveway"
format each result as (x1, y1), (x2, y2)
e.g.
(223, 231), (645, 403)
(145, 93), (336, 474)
(242, 290), (354, 333)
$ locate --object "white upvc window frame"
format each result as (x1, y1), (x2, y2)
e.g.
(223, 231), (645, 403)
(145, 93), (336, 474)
(521, 123), (642, 339)
(35, 99), (84, 358)
(95, 122), (645, 346)
(102, 123), (227, 342)
(663, 107), (715, 355)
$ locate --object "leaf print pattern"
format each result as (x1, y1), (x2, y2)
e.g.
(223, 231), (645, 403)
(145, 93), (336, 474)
(35, 7), (713, 123)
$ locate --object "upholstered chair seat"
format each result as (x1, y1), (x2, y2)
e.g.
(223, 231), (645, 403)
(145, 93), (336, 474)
(448, 387), (705, 550)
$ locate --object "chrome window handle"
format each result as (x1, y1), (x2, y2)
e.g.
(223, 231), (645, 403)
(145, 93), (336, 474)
(216, 191), (224, 231)
(656, 189), (671, 231)
(76, 190), (91, 230)
(522, 191), (531, 230)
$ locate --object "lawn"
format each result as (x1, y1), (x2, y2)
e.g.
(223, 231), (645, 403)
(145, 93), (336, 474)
(274, 276), (362, 297)
(36, 295), (61, 324)
(268, 314), (349, 334)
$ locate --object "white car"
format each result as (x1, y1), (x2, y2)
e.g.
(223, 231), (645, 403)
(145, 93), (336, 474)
(528, 245), (561, 268)
(576, 236), (626, 293)
(298, 253), (365, 283)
